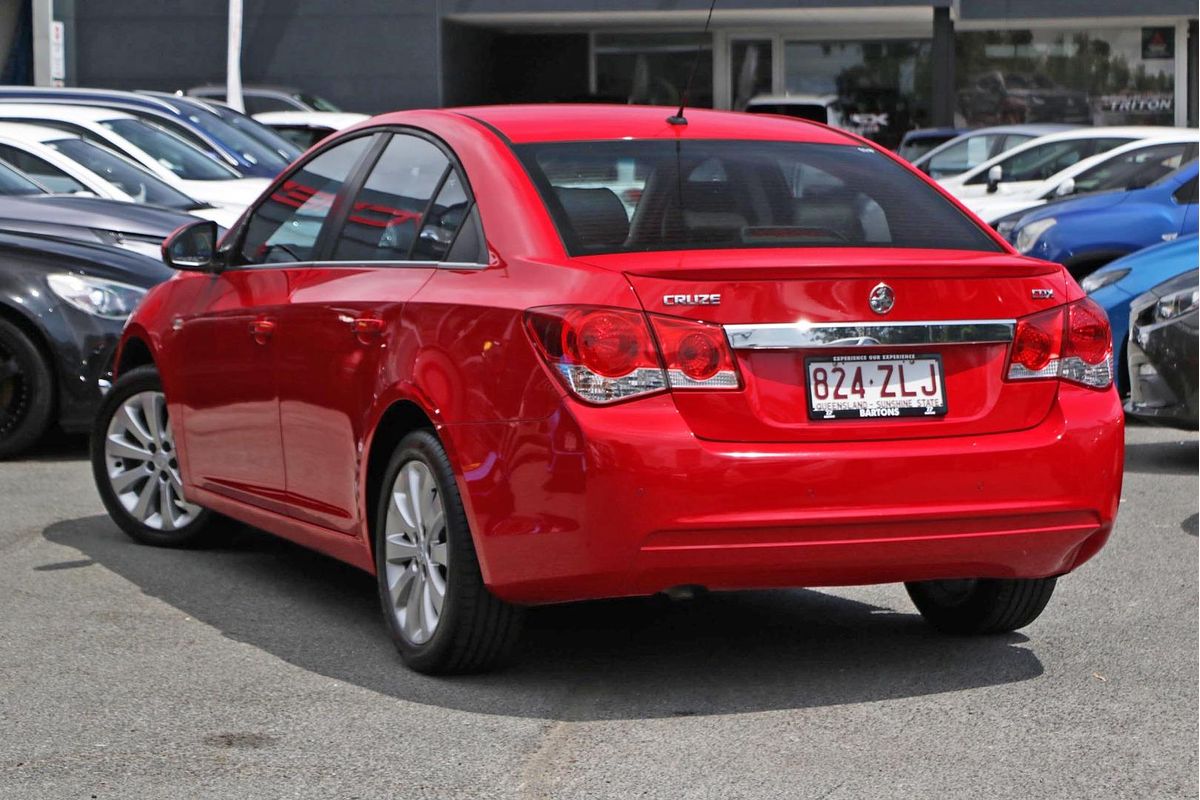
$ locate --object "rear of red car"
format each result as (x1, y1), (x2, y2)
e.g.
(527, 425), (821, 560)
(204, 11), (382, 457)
(466, 121), (1123, 605)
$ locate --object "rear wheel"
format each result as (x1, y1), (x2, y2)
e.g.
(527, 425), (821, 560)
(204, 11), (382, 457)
(375, 429), (523, 674)
(0, 317), (54, 459)
(91, 365), (213, 546)
(906, 576), (1057, 634)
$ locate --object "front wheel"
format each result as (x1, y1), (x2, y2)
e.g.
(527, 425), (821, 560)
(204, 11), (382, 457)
(91, 365), (213, 546)
(906, 576), (1057, 634)
(375, 429), (523, 674)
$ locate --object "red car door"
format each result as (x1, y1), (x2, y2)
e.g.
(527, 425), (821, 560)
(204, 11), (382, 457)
(275, 132), (481, 534)
(174, 134), (375, 513)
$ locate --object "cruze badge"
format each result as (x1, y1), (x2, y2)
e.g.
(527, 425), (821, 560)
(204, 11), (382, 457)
(868, 283), (895, 315)
(663, 293), (721, 306)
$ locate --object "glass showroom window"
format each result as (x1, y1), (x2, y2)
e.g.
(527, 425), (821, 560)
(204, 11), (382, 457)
(593, 33), (713, 108)
(956, 29), (1177, 127)
(731, 39), (773, 110)
(783, 40), (932, 149)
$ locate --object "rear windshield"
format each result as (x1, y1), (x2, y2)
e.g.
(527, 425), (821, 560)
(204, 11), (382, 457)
(515, 140), (1001, 256)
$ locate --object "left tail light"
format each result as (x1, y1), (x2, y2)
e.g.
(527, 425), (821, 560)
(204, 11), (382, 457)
(1006, 297), (1113, 389)
(524, 305), (741, 405)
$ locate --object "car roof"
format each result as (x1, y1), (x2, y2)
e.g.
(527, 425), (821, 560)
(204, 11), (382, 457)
(397, 104), (856, 145)
(189, 84), (302, 96)
(745, 94), (839, 106)
(0, 121), (74, 143)
(902, 127), (965, 140)
(253, 111), (367, 128)
(0, 103), (136, 124)
(0, 87), (184, 114)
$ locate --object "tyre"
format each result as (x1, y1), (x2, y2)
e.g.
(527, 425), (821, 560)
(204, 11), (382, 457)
(905, 576), (1057, 635)
(0, 316), (55, 459)
(375, 429), (523, 674)
(90, 364), (213, 546)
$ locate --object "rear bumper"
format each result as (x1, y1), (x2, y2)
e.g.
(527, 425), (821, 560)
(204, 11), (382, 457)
(445, 386), (1124, 604)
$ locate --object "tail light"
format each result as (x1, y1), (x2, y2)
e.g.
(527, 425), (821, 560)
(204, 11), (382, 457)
(649, 314), (740, 389)
(1006, 297), (1113, 389)
(524, 306), (740, 404)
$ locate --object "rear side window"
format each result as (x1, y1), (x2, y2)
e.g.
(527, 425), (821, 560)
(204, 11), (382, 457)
(333, 133), (453, 262)
(1072, 143), (1198, 196)
(516, 140), (1000, 256)
(1173, 175), (1198, 204)
(238, 135), (371, 265)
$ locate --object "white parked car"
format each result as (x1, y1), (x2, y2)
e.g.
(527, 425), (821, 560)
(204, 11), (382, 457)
(744, 94), (844, 127)
(937, 126), (1185, 202)
(965, 135), (1200, 225)
(0, 122), (241, 227)
(250, 111), (368, 151)
(0, 104), (268, 215)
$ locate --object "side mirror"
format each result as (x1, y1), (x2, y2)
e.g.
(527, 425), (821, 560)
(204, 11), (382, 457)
(986, 165), (1003, 194)
(163, 219), (219, 271)
(1054, 177), (1076, 197)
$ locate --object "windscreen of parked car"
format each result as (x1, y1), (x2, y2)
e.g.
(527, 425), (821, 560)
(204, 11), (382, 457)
(207, 104), (302, 161)
(1068, 143), (1199, 196)
(296, 93), (342, 113)
(517, 140), (1001, 256)
(100, 118), (241, 181)
(48, 138), (204, 210)
(0, 159), (47, 195)
(898, 135), (954, 162)
(172, 106), (294, 171)
(0, 143), (88, 193)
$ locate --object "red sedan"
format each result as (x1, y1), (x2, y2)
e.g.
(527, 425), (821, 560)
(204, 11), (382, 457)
(91, 105), (1124, 674)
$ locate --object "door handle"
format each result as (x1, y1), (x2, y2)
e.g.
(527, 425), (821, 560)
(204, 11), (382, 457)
(345, 316), (384, 343)
(249, 318), (275, 344)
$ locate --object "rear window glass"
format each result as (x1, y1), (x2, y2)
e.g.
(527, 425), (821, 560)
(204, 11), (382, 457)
(516, 140), (1000, 256)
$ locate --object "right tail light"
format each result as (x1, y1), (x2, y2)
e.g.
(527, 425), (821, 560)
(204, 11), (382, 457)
(524, 305), (741, 405)
(1007, 297), (1113, 389)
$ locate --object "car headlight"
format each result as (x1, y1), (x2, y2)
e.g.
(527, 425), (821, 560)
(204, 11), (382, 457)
(47, 274), (147, 320)
(1155, 285), (1200, 321)
(1081, 267), (1130, 295)
(1015, 217), (1057, 254)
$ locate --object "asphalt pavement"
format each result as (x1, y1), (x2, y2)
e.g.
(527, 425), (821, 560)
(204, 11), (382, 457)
(0, 423), (1196, 799)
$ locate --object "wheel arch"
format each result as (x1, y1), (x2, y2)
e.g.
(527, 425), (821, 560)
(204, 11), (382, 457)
(0, 299), (58, 411)
(114, 325), (158, 378)
(361, 395), (440, 567)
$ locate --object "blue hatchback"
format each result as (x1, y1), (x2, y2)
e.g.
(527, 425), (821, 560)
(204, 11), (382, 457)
(1080, 234), (1199, 392)
(1008, 160), (1198, 278)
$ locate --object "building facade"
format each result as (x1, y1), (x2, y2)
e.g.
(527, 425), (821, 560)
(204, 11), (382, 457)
(2, 1), (1196, 146)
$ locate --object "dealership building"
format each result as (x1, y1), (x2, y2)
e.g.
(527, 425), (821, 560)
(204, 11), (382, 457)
(1, 0), (1197, 146)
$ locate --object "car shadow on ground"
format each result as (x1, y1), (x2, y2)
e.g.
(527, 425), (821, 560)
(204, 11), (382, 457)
(1123, 436), (1198, 476)
(44, 515), (1044, 721)
(21, 431), (89, 463)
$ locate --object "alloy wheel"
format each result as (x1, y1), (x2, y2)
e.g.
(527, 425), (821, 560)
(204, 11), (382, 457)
(103, 391), (200, 530)
(0, 344), (28, 440)
(383, 460), (449, 645)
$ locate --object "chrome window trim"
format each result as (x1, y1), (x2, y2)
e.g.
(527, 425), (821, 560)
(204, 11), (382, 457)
(724, 320), (1016, 349)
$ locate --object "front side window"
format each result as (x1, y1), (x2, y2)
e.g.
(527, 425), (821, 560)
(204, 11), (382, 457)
(238, 135), (372, 265)
(517, 139), (1000, 256)
(100, 118), (240, 181)
(968, 138), (1133, 185)
(0, 144), (86, 193)
(925, 134), (1000, 177)
(333, 134), (451, 262)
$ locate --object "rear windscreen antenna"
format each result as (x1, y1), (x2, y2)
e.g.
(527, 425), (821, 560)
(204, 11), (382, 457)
(667, 0), (718, 126)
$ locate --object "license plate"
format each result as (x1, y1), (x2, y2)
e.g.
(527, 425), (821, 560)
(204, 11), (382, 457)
(805, 353), (947, 420)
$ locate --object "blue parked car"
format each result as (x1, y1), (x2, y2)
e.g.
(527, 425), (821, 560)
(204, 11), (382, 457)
(1080, 234), (1199, 393)
(0, 87), (291, 178)
(1009, 160), (1198, 278)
